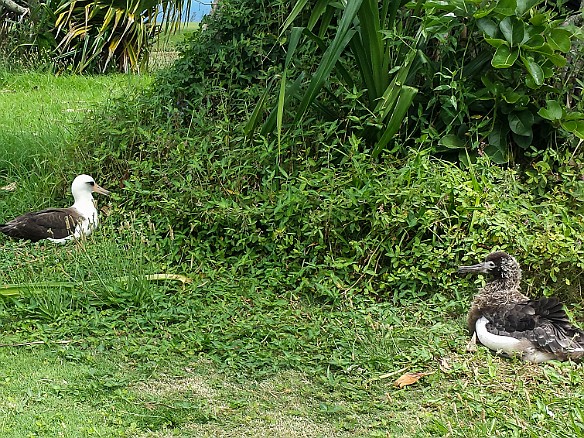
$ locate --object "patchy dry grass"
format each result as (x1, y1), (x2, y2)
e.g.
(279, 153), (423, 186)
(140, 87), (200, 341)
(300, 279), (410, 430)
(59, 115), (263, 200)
(2, 325), (583, 438)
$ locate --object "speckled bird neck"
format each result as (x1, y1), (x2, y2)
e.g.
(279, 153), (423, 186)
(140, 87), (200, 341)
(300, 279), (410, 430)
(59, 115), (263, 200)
(466, 252), (528, 332)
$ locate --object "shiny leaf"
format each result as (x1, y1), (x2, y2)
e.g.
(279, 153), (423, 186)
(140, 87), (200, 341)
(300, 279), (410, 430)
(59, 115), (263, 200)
(499, 16), (525, 46)
(547, 28), (571, 53)
(521, 55), (544, 86)
(508, 110), (535, 136)
(537, 100), (563, 121)
(492, 45), (519, 68)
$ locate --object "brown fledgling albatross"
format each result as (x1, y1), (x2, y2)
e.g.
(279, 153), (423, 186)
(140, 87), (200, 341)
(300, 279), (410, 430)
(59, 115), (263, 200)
(0, 174), (110, 243)
(458, 251), (584, 362)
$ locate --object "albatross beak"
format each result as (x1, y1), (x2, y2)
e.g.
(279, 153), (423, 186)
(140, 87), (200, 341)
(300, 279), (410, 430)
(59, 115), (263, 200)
(92, 183), (111, 196)
(457, 262), (490, 274)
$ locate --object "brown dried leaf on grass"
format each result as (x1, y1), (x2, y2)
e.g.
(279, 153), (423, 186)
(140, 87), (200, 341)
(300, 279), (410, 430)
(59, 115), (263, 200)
(394, 371), (434, 388)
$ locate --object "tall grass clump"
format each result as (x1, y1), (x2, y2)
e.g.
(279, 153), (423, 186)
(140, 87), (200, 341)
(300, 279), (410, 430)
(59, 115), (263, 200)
(76, 0), (584, 304)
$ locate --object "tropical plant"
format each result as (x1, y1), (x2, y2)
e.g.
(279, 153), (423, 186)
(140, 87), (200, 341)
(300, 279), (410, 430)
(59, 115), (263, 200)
(51, 0), (188, 72)
(250, 0), (583, 162)
(431, 0), (584, 163)
(0, 0), (189, 72)
(0, 0), (56, 69)
(246, 0), (426, 157)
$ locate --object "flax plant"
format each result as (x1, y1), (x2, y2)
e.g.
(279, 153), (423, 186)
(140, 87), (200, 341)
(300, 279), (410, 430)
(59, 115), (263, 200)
(52, 0), (188, 72)
(248, 0), (426, 157)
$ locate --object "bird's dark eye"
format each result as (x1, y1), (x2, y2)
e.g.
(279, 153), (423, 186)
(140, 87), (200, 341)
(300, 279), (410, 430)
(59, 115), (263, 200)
(87, 181), (95, 186)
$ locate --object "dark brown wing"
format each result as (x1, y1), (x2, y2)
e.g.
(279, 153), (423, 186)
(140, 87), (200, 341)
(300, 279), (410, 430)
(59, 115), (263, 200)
(0, 208), (81, 242)
(484, 297), (584, 354)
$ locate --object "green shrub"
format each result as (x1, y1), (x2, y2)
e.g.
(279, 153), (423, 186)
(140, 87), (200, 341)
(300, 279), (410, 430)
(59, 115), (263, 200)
(252, 0), (584, 162)
(155, 0), (292, 121)
(76, 0), (584, 304)
(80, 91), (584, 302)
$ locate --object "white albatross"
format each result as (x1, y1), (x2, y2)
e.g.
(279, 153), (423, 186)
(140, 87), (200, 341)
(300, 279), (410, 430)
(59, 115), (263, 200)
(0, 174), (110, 243)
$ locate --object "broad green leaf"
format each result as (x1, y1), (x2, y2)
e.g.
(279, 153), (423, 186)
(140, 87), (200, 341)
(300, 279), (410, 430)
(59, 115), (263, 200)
(561, 120), (584, 139)
(473, 5), (497, 19)
(499, 16), (525, 46)
(537, 100), (563, 121)
(524, 74), (538, 89)
(512, 131), (533, 149)
(439, 134), (466, 149)
(547, 28), (571, 53)
(529, 13), (548, 26)
(531, 44), (567, 66)
(542, 65), (555, 79)
(564, 111), (584, 121)
(508, 110), (534, 136)
(484, 144), (509, 164)
(494, 0), (517, 16)
(522, 34), (545, 49)
(484, 38), (507, 48)
(573, 122), (584, 139)
(492, 45), (519, 68)
(545, 52), (567, 67)
(502, 90), (523, 104)
(515, 0), (543, 15)
(521, 55), (544, 86)
(477, 18), (499, 38)
(488, 121), (509, 151)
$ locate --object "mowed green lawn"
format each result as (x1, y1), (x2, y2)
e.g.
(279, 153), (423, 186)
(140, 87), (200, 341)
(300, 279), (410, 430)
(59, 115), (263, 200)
(0, 71), (583, 437)
(0, 72), (151, 213)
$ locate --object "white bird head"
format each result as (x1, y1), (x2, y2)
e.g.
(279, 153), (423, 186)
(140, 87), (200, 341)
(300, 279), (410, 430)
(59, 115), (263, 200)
(71, 174), (110, 203)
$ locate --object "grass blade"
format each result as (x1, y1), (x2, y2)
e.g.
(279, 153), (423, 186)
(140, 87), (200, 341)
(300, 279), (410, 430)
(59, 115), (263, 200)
(0, 282), (76, 297)
(373, 85), (418, 157)
(261, 73), (305, 136)
(0, 274), (192, 298)
(281, 0), (309, 34)
(277, 69), (287, 154)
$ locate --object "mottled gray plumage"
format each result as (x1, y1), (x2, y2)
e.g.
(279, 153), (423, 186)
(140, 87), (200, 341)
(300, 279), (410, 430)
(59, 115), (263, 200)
(458, 251), (584, 362)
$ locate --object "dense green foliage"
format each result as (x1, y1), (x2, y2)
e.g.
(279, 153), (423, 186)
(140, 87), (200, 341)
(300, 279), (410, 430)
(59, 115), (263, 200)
(249, 0), (584, 161)
(1, 3), (584, 434)
(76, 0), (584, 303)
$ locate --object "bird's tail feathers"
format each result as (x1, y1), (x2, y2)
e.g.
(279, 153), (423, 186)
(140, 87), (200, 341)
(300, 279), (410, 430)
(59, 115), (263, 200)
(532, 297), (570, 323)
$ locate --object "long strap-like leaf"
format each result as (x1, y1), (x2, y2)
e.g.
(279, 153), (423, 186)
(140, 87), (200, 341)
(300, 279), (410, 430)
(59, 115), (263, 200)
(294, 0), (363, 123)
